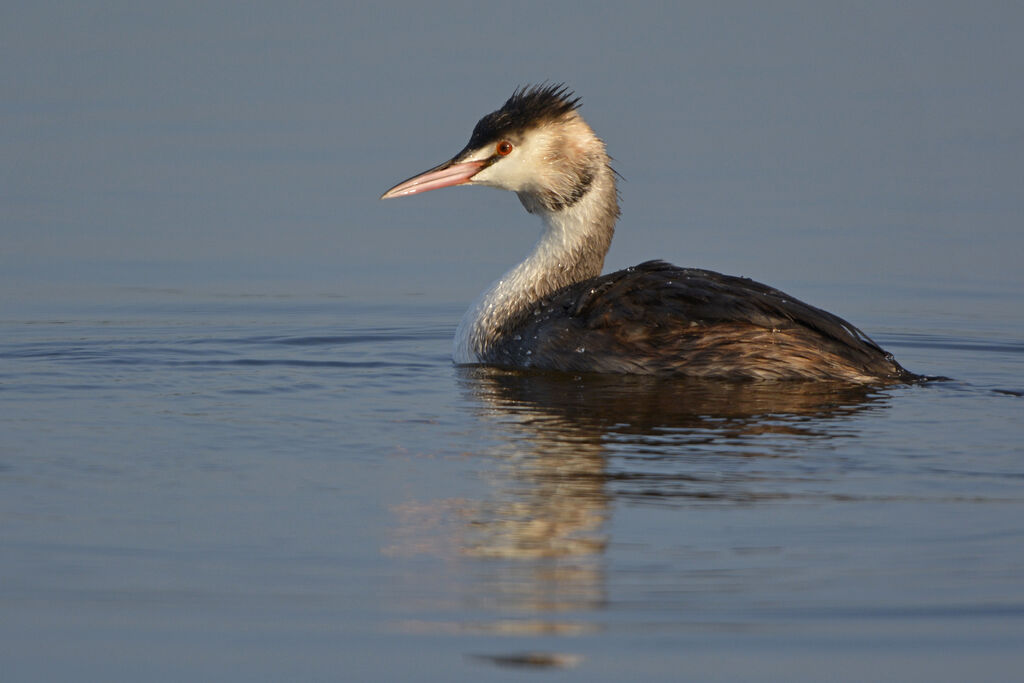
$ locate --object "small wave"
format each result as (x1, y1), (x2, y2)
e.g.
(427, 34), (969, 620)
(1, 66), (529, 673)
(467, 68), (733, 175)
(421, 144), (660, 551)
(882, 333), (1024, 355)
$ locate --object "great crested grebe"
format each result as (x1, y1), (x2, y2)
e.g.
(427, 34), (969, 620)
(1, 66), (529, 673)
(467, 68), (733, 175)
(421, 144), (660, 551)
(381, 84), (915, 382)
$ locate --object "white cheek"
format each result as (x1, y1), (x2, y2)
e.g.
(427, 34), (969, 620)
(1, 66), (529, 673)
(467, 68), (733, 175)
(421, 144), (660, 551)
(467, 129), (554, 192)
(472, 153), (537, 192)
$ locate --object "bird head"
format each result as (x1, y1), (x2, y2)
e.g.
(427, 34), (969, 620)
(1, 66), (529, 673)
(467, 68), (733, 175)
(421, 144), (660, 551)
(381, 84), (608, 213)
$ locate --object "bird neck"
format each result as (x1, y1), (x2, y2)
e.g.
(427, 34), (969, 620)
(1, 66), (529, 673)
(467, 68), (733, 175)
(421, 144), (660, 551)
(454, 164), (619, 363)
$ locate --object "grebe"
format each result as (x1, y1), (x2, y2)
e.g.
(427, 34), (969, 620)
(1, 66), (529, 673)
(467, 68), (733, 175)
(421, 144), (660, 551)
(381, 84), (914, 382)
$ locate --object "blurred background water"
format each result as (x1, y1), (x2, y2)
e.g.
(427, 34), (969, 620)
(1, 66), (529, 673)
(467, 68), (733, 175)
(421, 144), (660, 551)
(2, 3), (1023, 681)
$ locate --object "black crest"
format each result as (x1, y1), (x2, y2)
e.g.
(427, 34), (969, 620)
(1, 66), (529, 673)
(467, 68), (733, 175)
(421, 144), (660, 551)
(466, 83), (581, 148)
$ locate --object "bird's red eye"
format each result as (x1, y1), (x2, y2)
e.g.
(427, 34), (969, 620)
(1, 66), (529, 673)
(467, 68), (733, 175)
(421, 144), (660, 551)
(496, 141), (513, 156)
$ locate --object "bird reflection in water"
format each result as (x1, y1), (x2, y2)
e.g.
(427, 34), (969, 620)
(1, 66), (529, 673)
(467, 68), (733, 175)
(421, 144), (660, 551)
(387, 369), (893, 667)
(463, 368), (890, 504)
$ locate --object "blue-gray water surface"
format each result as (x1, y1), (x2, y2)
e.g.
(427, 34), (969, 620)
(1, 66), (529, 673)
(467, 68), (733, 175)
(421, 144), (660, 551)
(3, 3), (1024, 681)
(2, 282), (1022, 682)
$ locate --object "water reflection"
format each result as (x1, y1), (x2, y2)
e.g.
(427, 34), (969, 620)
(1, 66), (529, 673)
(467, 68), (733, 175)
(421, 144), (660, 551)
(462, 367), (892, 504)
(464, 367), (889, 436)
(389, 368), (896, 662)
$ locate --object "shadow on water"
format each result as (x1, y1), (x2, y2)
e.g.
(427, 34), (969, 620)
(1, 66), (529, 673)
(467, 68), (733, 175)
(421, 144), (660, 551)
(392, 368), (901, 670)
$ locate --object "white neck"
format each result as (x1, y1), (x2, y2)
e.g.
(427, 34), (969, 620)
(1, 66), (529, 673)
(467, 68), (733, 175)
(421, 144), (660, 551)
(453, 170), (618, 363)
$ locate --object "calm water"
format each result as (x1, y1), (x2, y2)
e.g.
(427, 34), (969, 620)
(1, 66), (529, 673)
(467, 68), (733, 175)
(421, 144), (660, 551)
(3, 5), (1023, 679)
(1, 282), (1022, 681)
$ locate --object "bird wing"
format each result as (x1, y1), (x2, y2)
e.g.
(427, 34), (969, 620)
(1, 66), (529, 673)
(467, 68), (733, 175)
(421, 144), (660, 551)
(503, 261), (906, 380)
